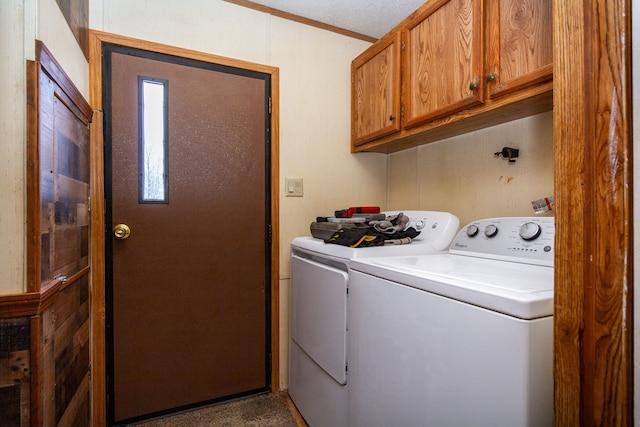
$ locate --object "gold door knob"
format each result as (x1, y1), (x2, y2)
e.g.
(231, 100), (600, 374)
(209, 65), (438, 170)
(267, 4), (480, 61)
(113, 223), (131, 240)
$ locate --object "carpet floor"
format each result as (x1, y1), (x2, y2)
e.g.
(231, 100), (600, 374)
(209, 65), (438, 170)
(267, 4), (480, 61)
(132, 392), (306, 427)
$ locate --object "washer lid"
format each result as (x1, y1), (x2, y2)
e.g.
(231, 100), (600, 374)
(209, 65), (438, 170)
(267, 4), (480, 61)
(291, 236), (442, 260)
(350, 253), (554, 319)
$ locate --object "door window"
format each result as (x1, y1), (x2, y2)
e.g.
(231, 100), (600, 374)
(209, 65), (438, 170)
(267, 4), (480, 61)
(139, 77), (169, 203)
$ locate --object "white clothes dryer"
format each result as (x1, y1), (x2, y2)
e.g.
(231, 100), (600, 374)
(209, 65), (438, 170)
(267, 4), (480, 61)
(347, 217), (555, 427)
(289, 211), (460, 427)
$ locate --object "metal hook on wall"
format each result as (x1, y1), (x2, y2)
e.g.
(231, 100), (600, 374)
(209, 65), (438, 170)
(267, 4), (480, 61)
(494, 147), (519, 163)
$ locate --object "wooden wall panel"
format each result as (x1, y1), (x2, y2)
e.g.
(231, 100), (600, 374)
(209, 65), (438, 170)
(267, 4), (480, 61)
(553, 0), (633, 424)
(52, 276), (90, 425)
(33, 275), (91, 427)
(18, 40), (93, 427)
(28, 41), (92, 292)
(0, 318), (31, 427)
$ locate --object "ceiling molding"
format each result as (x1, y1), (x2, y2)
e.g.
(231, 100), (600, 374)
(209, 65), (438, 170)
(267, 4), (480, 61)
(223, 0), (378, 43)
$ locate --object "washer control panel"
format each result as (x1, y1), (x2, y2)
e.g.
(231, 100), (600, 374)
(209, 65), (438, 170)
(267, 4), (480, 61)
(449, 217), (555, 266)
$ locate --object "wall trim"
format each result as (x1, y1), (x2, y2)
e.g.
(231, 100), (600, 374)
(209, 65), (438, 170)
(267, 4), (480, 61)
(0, 293), (41, 318)
(223, 0), (377, 43)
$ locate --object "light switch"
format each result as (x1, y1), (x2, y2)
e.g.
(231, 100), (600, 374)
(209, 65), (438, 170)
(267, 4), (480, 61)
(285, 178), (303, 197)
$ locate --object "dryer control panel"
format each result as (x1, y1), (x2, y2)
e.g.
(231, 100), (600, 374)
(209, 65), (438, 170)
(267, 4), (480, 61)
(384, 210), (460, 252)
(449, 217), (555, 267)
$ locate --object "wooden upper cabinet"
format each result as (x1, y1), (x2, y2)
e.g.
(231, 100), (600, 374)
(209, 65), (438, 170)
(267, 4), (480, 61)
(403, 0), (484, 128)
(350, 0), (553, 153)
(486, 0), (553, 98)
(351, 31), (402, 146)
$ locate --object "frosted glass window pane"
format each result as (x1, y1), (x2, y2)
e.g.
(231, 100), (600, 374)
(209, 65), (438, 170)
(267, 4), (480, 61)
(140, 78), (168, 203)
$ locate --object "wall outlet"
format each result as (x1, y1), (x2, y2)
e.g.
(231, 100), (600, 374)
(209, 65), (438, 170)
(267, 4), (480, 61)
(285, 178), (303, 197)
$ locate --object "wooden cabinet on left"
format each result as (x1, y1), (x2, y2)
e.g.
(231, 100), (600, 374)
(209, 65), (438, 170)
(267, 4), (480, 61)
(351, 31), (402, 146)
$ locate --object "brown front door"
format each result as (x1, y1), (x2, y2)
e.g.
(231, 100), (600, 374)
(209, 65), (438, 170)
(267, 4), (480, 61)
(103, 44), (271, 424)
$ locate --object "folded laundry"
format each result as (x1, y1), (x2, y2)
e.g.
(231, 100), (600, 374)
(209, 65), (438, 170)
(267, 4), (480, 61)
(324, 227), (385, 248)
(369, 212), (410, 234)
(324, 213), (420, 248)
(310, 221), (368, 240)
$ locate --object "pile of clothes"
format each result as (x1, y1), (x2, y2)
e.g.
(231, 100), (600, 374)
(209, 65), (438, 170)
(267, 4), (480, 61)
(324, 212), (420, 248)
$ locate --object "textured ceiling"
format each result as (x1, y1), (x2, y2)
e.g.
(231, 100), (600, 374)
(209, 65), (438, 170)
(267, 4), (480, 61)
(246, 0), (426, 39)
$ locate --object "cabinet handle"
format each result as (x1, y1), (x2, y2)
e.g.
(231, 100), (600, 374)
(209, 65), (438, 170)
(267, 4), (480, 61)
(389, 115), (395, 121)
(486, 72), (496, 83)
(469, 81), (478, 91)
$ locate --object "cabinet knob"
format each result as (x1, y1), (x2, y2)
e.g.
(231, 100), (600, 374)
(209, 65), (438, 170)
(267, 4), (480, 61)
(486, 72), (496, 83)
(389, 115), (395, 121)
(469, 81), (478, 91)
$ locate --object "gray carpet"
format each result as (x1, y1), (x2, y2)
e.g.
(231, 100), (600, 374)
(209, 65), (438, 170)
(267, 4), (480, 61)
(133, 393), (302, 427)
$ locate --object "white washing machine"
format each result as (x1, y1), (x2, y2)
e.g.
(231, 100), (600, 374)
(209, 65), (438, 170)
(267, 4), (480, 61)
(289, 211), (460, 427)
(347, 216), (555, 427)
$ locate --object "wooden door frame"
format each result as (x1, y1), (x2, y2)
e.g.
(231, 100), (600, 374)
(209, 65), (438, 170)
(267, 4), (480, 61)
(88, 30), (280, 424)
(553, 0), (633, 425)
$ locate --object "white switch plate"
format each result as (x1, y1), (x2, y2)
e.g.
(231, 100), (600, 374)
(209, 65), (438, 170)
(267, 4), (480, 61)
(285, 178), (303, 197)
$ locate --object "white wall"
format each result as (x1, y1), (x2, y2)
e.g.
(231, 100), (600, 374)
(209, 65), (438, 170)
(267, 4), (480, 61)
(0, 0), (29, 295)
(387, 112), (554, 227)
(0, 0), (88, 295)
(90, 0), (386, 389)
(37, 0), (89, 97)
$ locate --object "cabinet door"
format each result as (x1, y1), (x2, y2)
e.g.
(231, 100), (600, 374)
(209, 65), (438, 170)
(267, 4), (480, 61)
(486, 0), (552, 98)
(403, 0), (484, 128)
(351, 32), (401, 146)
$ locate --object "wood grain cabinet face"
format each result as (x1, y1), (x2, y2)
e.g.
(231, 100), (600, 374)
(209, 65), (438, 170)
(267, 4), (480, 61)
(27, 42), (93, 291)
(350, 0), (553, 153)
(351, 32), (402, 146)
(486, 0), (553, 98)
(403, 0), (484, 128)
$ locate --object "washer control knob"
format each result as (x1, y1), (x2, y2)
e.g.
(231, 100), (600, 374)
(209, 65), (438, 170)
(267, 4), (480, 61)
(519, 222), (542, 241)
(484, 224), (498, 238)
(415, 219), (425, 230)
(466, 224), (479, 237)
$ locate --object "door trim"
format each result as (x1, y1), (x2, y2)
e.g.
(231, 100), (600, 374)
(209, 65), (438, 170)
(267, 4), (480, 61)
(88, 30), (280, 425)
(553, 0), (632, 424)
